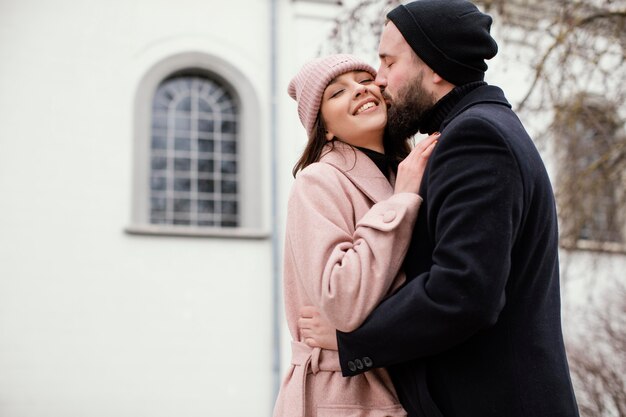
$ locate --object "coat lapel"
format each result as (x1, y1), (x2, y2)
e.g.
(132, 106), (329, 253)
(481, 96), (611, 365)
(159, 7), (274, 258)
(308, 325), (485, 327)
(319, 141), (393, 203)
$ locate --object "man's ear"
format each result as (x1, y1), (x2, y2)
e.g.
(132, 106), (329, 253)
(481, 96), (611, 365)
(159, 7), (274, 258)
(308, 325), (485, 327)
(433, 71), (456, 88)
(432, 71), (445, 84)
(432, 72), (456, 98)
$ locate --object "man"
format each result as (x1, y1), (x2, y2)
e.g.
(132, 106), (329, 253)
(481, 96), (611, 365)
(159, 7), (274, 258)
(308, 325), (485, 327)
(299, 1), (580, 416)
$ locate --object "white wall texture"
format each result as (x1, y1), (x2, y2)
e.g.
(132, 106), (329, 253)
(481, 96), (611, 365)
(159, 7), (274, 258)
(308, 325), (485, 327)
(0, 1), (623, 417)
(0, 0), (281, 416)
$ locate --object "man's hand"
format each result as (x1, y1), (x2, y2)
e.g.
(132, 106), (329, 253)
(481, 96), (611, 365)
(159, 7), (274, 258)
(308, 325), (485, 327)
(298, 306), (338, 350)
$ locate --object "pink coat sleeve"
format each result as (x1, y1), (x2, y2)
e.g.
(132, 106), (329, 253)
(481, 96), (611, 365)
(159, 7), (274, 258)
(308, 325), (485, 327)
(286, 163), (421, 332)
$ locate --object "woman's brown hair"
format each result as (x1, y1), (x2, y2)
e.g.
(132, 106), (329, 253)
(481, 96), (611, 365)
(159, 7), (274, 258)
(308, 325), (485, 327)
(292, 116), (332, 177)
(291, 115), (412, 178)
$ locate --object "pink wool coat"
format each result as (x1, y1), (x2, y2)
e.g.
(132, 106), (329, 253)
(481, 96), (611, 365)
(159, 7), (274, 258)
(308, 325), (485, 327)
(273, 141), (422, 417)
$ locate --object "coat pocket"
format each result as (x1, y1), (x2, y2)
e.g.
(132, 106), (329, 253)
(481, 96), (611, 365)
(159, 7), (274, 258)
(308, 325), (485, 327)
(316, 404), (407, 417)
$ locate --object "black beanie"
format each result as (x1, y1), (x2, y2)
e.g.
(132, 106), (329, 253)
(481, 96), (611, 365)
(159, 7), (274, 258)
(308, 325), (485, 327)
(387, 0), (498, 86)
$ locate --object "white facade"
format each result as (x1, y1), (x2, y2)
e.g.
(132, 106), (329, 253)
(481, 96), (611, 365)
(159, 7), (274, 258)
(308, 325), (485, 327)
(0, 1), (623, 417)
(0, 1), (339, 416)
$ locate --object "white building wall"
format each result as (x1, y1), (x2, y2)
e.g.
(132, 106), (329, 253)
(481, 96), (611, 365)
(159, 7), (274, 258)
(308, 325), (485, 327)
(0, 1), (275, 416)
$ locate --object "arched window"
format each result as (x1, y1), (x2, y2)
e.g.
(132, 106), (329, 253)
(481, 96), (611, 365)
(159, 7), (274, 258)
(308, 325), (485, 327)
(150, 75), (239, 228)
(128, 52), (267, 238)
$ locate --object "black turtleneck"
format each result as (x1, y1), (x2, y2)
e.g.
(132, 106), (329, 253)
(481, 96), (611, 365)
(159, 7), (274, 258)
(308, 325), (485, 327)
(355, 146), (398, 180)
(419, 81), (486, 134)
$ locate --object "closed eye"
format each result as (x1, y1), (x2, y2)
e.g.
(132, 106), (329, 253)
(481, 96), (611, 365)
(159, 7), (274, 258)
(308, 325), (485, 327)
(380, 57), (393, 69)
(330, 89), (345, 98)
(359, 78), (374, 84)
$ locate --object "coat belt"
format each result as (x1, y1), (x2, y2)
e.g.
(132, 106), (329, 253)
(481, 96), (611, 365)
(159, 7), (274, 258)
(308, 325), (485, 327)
(290, 340), (341, 416)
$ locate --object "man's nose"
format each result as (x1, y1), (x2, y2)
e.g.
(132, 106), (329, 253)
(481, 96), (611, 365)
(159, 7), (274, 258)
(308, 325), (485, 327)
(374, 71), (386, 88)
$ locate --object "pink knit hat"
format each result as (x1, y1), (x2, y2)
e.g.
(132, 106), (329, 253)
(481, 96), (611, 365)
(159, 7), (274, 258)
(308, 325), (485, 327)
(288, 54), (377, 138)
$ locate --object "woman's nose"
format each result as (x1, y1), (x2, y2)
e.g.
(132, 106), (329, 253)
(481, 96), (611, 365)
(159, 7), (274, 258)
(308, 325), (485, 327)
(353, 83), (367, 98)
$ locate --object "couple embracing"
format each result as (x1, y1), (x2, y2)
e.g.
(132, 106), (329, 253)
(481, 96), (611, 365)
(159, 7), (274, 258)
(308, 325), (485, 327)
(274, 1), (580, 416)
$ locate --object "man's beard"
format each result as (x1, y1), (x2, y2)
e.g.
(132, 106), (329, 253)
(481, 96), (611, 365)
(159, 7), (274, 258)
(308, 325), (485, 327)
(384, 72), (436, 141)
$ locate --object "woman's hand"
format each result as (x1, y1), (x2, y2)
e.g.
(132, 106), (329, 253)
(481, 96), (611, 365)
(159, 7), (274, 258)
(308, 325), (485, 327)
(394, 132), (440, 195)
(299, 306), (338, 350)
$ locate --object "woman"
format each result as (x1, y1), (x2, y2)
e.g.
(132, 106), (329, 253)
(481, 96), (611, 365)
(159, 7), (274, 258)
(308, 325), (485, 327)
(273, 54), (438, 417)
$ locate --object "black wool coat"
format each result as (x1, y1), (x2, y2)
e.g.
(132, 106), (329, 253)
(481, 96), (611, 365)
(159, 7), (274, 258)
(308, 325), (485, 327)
(336, 85), (580, 417)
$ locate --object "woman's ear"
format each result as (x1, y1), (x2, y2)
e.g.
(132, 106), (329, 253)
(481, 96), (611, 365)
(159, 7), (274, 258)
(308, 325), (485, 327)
(325, 130), (334, 141)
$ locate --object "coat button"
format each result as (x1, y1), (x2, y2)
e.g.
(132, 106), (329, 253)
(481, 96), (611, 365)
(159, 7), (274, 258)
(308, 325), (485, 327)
(355, 359), (364, 369)
(382, 210), (396, 223)
(347, 361), (357, 372)
(363, 357), (373, 367)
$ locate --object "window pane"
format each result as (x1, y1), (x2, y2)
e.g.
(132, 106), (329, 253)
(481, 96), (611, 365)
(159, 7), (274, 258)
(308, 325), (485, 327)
(221, 200), (238, 215)
(151, 176), (167, 191)
(151, 197), (167, 212)
(221, 103), (236, 114)
(153, 97), (169, 111)
(173, 78), (190, 91)
(221, 140), (236, 154)
(221, 120), (237, 134)
(174, 158), (191, 171)
(174, 177), (191, 192)
(198, 179), (215, 193)
(151, 156), (167, 170)
(152, 136), (167, 150)
(198, 200), (215, 213)
(221, 180), (237, 194)
(175, 116), (192, 131)
(175, 137), (191, 151)
(199, 98), (213, 113)
(198, 119), (214, 133)
(220, 160), (236, 174)
(198, 139), (214, 153)
(217, 94), (231, 104)
(198, 159), (214, 173)
(174, 199), (191, 212)
(150, 215), (168, 224)
(151, 115), (168, 129)
(177, 96), (192, 112)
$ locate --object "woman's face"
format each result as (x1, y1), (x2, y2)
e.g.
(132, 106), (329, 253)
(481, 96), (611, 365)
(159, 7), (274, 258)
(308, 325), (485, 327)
(320, 70), (387, 150)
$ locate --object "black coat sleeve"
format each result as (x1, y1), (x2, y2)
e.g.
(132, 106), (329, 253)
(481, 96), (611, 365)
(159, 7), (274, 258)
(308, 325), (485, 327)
(336, 115), (525, 376)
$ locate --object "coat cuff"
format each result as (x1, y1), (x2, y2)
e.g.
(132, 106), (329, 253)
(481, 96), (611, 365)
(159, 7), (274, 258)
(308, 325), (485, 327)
(337, 341), (375, 376)
(356, 193), (422, 232)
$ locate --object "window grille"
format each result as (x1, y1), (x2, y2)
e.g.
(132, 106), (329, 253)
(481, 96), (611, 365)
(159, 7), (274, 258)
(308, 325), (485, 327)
(149, 76), (239, 228)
